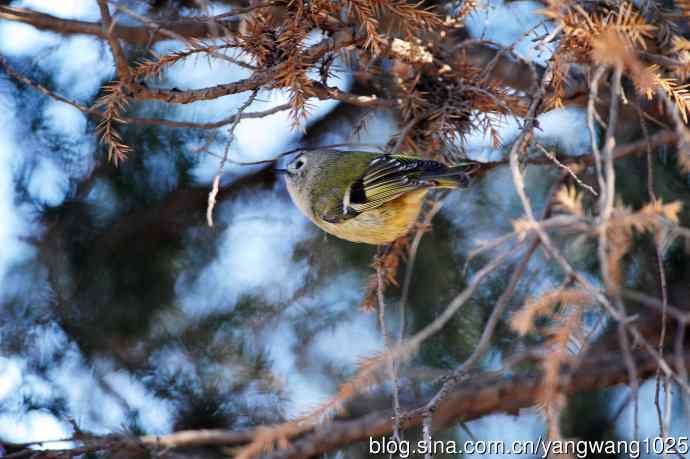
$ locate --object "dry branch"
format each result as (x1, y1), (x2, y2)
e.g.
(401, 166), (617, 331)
(265, 348), (689, 459)
(12, 348), (690, 459)
(96, 0), (130, 79)
(0, 5), (587, 104)
(0, 5), (241, 45)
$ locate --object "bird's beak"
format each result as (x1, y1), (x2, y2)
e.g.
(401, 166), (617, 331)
(274, 168), (288, 175)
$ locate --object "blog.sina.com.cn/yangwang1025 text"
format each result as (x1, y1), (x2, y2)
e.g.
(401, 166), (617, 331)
(369, 435), (690, 458)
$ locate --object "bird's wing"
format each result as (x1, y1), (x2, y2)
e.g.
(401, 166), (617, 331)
(315, 190), (350, 224)
(346, 155), (444, 214)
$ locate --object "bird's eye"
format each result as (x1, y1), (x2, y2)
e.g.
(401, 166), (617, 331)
(287, 155), (307, 174)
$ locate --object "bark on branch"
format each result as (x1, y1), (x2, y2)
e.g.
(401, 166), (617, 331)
(96, 0), (130, 79)
(0, 5), (589, 110)
(9, 347), (690, 459)
(0, 5), (240, 46)
(264, 347), (690, 459)
(0, 6), (558, 98)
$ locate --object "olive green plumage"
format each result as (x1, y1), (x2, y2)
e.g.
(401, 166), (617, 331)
(283, 149), (477, 245)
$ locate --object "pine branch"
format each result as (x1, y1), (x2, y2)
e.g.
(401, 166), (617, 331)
(0, 5), (242, 45)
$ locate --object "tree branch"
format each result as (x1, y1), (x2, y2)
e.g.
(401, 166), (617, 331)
(96, 0), (130, 79)
(125, 27), (370, 105)
(11, 348), (689, 459)
(269, 348), (690, 459)
(0, 53), (293, 130)
(0, 5), (240, 46)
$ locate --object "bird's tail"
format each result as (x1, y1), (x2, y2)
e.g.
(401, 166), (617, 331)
(426, 160), (483, 189)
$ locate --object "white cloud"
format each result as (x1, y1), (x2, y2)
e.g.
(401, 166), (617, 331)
(465, 0), (555, 65)
(47, 345), (173, 435)
(613, 379), (690, 449)
(27, 158), (71, 207)
(535, 107), (593, 155)
(0, 21), (62, 56)
(260, 274), (383, 418)
(308, 277), (383, 366)
(84, 178), (120, 222)
(0, 411), (72, 447)
(464, 410), (544, 459)
(0, 1), (104, 88)
(262, 324), (320, 418)
(144, 151), (180, 196)
(102, 369), (173, 434)
(23, 100), (95, 208)
(0, 358), (23, 401)
(15, 0), (100, 21)
(177, 190), (312, 317)
(42, 101), (87, 139)
(462, 107), (591, 161)
(42, 35), (114, 100)
(0, 85), (32, 294)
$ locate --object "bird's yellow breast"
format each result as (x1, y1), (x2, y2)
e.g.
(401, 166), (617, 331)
(312, 189), (428, 244)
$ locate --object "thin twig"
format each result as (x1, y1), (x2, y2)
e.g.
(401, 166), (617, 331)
(421, 174), (570, 415)
(206, 89), (258, 227)
(376, 261), (401, 447)
(597, 64), (640, 440)
(621, 289), (690, 323)
(399, 199), (446, 315)
(675, 320), (690, 423)
(422, 416), (433, 459)
(643, 110), (672, 444)
(97, 0), (131, 80)
(0, 54), (292, 130)
(586, 65), (607, 196)
(536, 144), (597, 196)
(108, 1), (254, 70)
(507, 62), (637, 439)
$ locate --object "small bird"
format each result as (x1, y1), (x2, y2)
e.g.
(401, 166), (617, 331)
(281, 149), (478, 245)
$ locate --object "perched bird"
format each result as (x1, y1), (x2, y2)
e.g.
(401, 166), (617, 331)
(281, 149), (478, 245)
